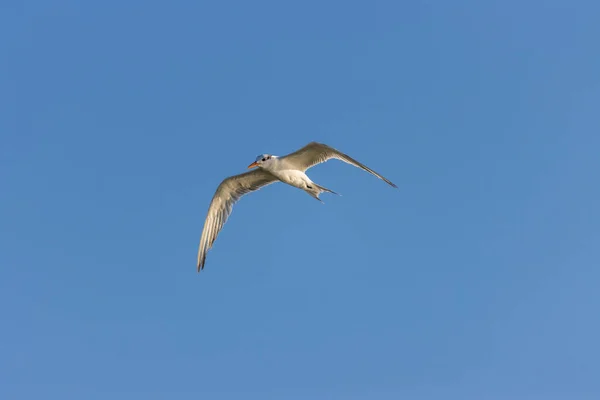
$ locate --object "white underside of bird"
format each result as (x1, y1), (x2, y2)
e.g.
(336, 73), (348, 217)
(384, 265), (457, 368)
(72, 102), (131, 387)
(196, 142), (397, 271)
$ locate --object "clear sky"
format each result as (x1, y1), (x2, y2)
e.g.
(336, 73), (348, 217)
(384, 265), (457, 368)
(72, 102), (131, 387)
(2, 1), (599, 399)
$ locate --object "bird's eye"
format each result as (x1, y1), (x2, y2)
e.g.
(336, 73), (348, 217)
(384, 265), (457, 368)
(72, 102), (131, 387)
(262, 158), (266, 161)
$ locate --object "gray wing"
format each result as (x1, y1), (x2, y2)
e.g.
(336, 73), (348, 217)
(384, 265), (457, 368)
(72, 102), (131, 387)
(197, 168), (278, 271)
(281, 142), (398, 188)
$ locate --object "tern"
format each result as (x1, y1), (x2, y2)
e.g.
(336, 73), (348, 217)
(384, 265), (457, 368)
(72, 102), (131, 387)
(197, 142), (397, 271)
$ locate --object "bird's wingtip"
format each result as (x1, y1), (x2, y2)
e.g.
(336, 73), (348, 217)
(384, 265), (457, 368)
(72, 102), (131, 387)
(386, 180), (398, 188)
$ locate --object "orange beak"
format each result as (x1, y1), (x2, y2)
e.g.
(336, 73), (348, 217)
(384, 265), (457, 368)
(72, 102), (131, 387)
(247, 161), (259, 169)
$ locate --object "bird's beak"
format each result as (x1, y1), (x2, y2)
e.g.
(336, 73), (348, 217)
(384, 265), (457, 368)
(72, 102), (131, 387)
(247, 161), (259, 169)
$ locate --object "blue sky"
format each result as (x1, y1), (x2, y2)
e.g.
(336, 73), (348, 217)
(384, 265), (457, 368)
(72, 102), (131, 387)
(2, 1), (600, 399)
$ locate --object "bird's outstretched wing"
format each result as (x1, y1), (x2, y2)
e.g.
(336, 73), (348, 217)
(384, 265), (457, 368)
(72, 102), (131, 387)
(197, 169), (278, 271)
(281, 142), (397, 188)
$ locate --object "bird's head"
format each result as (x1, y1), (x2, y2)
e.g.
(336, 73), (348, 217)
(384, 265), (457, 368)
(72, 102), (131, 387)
(248, 154), (275, 169)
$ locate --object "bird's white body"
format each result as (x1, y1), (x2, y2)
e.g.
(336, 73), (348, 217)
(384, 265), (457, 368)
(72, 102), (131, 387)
(196, 142), (397, 271)
(261, 157), (313, 190)
(272, 168), (313, 190)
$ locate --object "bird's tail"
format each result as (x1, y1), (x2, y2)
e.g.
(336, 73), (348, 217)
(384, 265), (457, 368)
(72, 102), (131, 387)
(314, 183), (340, 196)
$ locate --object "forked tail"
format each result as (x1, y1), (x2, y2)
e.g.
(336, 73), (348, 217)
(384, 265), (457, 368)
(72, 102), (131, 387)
(314, 183), (340, 196)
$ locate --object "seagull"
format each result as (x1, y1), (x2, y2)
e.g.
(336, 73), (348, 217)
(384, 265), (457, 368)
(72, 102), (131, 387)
(197, 142), (397, 271)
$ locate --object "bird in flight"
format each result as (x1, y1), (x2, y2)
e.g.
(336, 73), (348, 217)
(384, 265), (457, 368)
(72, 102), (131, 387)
(197, 142), (397, 271)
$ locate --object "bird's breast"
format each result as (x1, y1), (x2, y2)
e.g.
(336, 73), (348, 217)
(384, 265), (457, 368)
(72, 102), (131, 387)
(272, 169), (311, 189)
